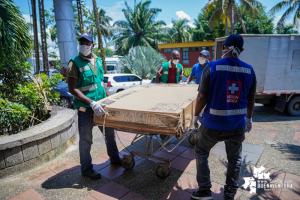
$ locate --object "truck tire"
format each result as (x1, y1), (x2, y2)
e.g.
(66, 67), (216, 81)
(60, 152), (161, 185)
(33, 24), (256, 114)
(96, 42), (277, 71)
(287, 96), (300, 116)
(263, 100), (276, 108)
(117, 89), (124, 93)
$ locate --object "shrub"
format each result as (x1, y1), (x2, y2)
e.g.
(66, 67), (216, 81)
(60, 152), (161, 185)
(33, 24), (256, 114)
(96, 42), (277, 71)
(183, 68), (192, 77)
(120, 46), (167, 79)
(0, 62), (63, 135)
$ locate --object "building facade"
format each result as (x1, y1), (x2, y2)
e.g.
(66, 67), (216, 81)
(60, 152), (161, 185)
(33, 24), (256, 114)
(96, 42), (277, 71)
(158, 41), (215, 68)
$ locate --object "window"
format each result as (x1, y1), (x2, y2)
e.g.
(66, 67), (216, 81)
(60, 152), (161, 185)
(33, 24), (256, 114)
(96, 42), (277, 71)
(103, 77), (108, 83)
(113, 75), (131, 82)
(164, 48), (172, 53)
(182, 48), (189, 64)
(106, 65), (115, 71)
(131, 75), (142, 81)
(163, 48), (181, 53)
(201, 46), (210, 51)
(291, 50), (300, 70)
(191, 47), (200, 51)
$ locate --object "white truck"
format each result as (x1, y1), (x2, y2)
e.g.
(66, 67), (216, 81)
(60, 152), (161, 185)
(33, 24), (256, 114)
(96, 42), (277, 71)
(105, 55), (122, 74)
(214, 34), (300, 116)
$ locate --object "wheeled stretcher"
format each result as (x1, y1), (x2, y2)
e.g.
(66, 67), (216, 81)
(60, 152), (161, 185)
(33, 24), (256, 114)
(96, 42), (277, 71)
(93, 84), (199, 178)
(115, 128), (198, 179)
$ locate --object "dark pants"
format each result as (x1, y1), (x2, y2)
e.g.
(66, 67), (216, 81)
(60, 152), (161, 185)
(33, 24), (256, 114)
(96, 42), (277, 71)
(78, 107), (120, 174)
(195, 125), (246, 198)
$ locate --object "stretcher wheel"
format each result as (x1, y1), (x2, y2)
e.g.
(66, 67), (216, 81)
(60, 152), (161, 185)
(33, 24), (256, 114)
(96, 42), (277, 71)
(189, 133), (196, 145)
(159, 134), (169, 141)
(156, 163), (171, 179)
(121, 153), (135, 170)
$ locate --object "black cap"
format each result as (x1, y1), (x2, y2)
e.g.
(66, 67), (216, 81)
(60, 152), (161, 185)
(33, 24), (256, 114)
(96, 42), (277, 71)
(224, 34), (244, 49)
(78, 33), (93, 42)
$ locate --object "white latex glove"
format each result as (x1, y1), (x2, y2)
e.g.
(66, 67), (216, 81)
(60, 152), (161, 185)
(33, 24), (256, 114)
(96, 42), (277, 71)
(245, 117), (252, 132)
(90, 101), (106, 116)
(192, 115), (200, 128)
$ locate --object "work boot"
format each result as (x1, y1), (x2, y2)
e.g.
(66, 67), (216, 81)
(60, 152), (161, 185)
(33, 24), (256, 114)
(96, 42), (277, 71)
(191, 189), (213, 200)
(82, 170), (101, 179)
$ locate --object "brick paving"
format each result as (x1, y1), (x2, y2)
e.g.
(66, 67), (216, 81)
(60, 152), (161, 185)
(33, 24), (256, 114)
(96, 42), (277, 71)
(2, 105), (300, 200)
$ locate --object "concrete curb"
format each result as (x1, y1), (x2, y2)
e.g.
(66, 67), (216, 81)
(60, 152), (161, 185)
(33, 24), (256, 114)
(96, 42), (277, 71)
(0, 106), (76, 169)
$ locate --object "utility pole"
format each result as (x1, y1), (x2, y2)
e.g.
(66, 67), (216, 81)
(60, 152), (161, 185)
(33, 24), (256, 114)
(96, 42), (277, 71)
(31, 0), (40, 74)
(38, 0), (49, 75)
(92, 0), (107, 73)
(77, 0), (84, 33)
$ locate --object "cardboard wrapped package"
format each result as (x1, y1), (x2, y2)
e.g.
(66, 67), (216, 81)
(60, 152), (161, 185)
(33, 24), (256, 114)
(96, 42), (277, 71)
(93, 84), (198, 137)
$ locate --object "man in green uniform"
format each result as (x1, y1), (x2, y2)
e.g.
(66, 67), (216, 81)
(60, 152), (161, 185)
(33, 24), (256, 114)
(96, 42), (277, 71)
(155, 50), (183, 83)
(67, 33), (121, 179)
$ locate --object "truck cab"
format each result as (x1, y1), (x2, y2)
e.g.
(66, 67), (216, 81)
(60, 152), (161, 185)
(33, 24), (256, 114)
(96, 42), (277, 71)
(105, 55), (122, 74)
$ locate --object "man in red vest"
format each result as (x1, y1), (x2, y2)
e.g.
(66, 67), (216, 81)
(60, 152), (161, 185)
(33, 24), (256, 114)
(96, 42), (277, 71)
(155, 50), (183, 83)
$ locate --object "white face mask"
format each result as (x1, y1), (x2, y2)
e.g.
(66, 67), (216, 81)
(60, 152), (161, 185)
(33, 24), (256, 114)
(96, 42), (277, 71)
(172, 59), (179, 65)
(221, 46), (241, 58)
(79, 45), (92, 56)
(198, 57), (207, 65)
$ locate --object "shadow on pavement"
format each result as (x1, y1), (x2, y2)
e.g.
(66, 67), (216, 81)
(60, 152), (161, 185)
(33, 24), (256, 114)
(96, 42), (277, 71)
(253, 104), (300, 123)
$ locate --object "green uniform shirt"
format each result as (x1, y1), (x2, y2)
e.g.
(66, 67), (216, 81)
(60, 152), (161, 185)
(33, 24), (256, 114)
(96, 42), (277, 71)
(67, 53), (98, 79)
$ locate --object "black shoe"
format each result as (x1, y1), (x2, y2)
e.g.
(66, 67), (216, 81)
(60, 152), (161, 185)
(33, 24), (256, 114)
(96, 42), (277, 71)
(223, 193), (234, 200)
(191, 189), (213, 200)
(82, 170), (101, 179)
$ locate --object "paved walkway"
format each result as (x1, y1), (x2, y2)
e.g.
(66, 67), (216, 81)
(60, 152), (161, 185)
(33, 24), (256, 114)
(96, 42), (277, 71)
(1, 105), (300, 200)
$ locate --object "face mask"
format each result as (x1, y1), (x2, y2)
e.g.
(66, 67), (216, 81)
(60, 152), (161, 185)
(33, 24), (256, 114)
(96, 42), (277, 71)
(221, 46), (241, 58)
(172, 59), (179, 65)
(79, 45), (92, 56)
(198, 57), (207, 65)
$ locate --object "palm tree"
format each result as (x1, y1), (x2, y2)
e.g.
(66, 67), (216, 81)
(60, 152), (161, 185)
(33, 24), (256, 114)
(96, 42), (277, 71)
(203, 0), (262, 35)
(269, 0), (300, 32)
(108, 1), (166, 55)
(120, 46), (167, 79)
(0, 0), (31, 62)
(166, 19), (192, 43)
(278, 24), (299, 34)
(87, 8), (113, 45)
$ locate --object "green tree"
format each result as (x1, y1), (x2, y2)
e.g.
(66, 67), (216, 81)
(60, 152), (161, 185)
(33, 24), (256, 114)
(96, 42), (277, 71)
(120, 46), (166, 79)
(92, 47), (114, 57)
(235, 6), (274, 34)
(192, 11), (226, 41)
(109, 1), (166, 55)
(278, 24), (299, 34)
(166, 19), (192, 43)
(269, 0), (300, 31)
(87, 8), (113, 45)
(203, 0), (263, 35)
(0, 0), (31, 61)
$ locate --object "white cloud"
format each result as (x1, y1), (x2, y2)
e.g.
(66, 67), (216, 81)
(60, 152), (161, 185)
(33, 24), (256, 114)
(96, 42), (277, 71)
(101, 1), (127, 25)
(165, 23), (173, 28)
(174, 11), (195, 28)
(175, 11), (191, 21)
(188, 22), (196, 28)
(23, 14), (31, 23)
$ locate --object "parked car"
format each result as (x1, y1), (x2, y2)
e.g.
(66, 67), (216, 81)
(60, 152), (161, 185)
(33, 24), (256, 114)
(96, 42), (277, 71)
(151, 75), (196, 84)
(104, 74), (151, 94)
(37, 69), (61, 76)
(54, 81), (73, 108)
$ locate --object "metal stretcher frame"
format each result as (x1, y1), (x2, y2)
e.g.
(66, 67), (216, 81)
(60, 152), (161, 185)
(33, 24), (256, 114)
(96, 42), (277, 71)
(115, 128), (195, 164)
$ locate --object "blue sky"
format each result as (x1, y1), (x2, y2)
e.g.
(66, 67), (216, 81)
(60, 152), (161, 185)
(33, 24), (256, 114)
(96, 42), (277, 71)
(16, 0), (296, 55)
